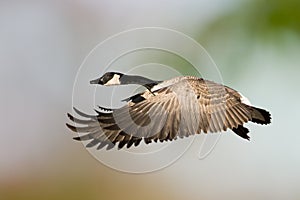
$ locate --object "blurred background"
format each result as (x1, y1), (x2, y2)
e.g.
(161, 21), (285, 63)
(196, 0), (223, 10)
(1, 0), (300, 199)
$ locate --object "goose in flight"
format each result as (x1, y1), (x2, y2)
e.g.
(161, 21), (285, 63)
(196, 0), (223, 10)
(66, 72), (271, 150)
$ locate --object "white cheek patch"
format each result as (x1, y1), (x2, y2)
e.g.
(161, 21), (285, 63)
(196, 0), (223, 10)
(238, 92), (252, 106)
(105, 74), (121, 85)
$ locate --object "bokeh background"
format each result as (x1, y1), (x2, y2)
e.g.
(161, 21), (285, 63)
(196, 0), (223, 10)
(1, 0), (300, 199)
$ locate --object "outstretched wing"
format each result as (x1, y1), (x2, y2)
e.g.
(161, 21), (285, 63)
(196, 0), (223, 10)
(66, 78), (253, 150)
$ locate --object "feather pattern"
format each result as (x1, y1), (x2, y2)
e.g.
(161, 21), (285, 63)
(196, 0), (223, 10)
(66, 76), (271, 149)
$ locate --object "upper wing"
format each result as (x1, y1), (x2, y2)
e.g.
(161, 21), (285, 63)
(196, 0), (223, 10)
(66, 78), (252, 150)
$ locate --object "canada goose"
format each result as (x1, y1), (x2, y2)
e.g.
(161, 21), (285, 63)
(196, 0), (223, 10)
(66, 72), (271, 150)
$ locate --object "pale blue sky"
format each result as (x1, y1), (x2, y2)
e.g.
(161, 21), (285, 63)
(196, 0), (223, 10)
(1, 1), (299, 199)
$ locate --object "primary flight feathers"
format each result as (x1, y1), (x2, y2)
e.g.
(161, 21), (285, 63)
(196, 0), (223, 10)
(66, 72), (271, 150)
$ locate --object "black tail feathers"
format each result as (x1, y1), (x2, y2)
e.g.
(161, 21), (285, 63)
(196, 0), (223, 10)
(232, 125), (250, 140)
(231, 106), (271, 140)
(250, 106), (271, 125)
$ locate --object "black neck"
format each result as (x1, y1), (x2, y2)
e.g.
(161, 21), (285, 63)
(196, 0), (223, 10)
(120, 74), (162, 87)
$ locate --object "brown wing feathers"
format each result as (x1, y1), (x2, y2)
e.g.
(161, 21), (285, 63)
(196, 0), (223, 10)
(66, 77), (271, 150)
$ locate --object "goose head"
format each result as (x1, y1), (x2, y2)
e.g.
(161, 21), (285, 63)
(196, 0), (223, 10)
(90, 72), (124, 86)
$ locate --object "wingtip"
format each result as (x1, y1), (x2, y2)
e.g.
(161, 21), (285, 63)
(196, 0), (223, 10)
(67, 113), (73, 120)
(66, 123), (77, 132)
(73, 136), (81, 141)
(106, 142), (115, 150)
(97, 105), (114, 112)
(66, 123), (71, 128)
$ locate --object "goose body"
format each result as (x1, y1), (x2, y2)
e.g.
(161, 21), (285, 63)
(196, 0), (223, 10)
(67, 72), (271, 150)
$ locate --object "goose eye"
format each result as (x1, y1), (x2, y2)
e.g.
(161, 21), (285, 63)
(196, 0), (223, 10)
(104, 74), (113, 82)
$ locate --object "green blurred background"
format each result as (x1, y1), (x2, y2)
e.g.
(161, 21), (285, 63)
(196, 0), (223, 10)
(1, 0), (300, 199)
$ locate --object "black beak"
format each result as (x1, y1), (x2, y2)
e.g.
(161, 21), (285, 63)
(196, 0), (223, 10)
(90, 78), (103, 84)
